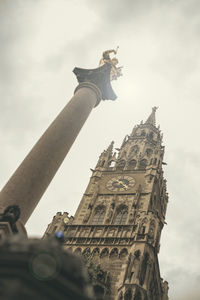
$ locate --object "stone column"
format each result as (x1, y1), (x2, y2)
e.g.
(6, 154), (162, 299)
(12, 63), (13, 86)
(0, 63), (117, 225)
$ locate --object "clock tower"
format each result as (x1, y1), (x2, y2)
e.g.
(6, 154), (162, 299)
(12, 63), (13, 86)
(44, 108), (169, 300)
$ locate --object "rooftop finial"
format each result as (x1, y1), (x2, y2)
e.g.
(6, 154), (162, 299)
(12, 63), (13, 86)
(145, 106), (158, 126)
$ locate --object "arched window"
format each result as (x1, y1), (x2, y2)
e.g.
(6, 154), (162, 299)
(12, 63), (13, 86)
(149, 131), (154, 139)
(119, 248), (128, 259)
(110, 248), (119, 258)
(116, 160), (126, 170)
(128, 159), (137, 169)
(92, 205), (106, 225)
(74, 248), (82, 254)
(100, 248), (109, 258)
(139, 159), (147, 169)
(100, 160), (105, 167)
(113, 205), (128, 225)
(131, 145), (139, 155)
(146, 148), (153, 157)
(124, 289), (132, 300)
(92, 248), (100, 256)
(141, 130), (146, 136)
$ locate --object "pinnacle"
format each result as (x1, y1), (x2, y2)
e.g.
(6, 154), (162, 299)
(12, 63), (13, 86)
(106, 141), (114, 152)
(145, 106), (158, 126)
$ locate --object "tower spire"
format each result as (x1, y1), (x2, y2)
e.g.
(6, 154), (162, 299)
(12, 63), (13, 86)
(145, 106), (158, 126)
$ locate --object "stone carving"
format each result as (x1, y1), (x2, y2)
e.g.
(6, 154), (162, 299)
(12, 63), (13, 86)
(106, 202), (115, 223)
(125, 250), (141, 283)
(0, 205), (20, 233)
(83, 204), (93, 223)
(99, 48), (123, 81)
(128, 212), (134, 224)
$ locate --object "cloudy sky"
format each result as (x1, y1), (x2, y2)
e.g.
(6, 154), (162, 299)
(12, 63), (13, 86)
(1, 0), (200, 298)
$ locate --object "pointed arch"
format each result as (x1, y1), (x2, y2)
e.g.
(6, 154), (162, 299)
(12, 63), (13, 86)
(82, 247), (91, 256)
(128, 159), (137, 169)
(110, 248), (119, 258)
(131, 145), (139, 155)
(113, 204), (128, 225)
(116, 159), (126, 170)
(92, 247), (100, 256)
(109, 160), (115, 167)
(92, 205), (106, 225)
(74, 247), (82, 254)
(100, 248), (109, 258)
(119, 248), (128, 259)
(139, 159), (147, 170)
(146, 148), (153, 157)
(101, 160), (105, 167)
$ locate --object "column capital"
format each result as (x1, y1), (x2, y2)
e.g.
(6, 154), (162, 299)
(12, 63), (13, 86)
(74, 82), (102, 107)
(73, 63), (117, 102)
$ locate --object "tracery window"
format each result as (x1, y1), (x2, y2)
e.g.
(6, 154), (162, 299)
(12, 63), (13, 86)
(116, 160), (126, 170)
(113, 205), (128, 225)
(128, 159), (137, 169)
(139, 159), (147, 169)
(131, 145), (139, 155)
(92, 205), (106, 225)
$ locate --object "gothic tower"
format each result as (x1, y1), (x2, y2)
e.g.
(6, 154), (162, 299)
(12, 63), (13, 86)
(44, 108), (169, 300)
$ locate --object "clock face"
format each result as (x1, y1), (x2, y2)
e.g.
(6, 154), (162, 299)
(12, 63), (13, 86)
(106, 176), (135, 192)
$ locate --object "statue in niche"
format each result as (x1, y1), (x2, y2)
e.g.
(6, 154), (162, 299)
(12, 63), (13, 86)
(128, 212), (134, 224)
(126, 250), (141, 283)
(83, 203), (93, 223)
(139, 252), (149, 286)
(149, 221), (155, 239)
(106, 202), (115, 223)
(99, 47), (123, 81)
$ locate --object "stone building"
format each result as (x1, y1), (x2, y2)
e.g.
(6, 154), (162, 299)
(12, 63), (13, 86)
(44, 108), (169, 300)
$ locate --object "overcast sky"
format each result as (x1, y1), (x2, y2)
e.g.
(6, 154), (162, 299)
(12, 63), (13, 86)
(1, 0), (200, 299)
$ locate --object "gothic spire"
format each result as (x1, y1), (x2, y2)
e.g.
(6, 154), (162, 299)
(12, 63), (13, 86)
(145, 107), (158, 126)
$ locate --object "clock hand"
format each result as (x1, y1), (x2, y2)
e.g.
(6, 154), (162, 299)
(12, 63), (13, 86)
(117, 180), (128, 189)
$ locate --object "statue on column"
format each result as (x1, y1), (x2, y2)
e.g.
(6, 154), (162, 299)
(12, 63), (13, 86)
(99, 47), (123, 81)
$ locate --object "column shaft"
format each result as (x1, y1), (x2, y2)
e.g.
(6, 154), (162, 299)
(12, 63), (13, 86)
(0, 83), (101, 224)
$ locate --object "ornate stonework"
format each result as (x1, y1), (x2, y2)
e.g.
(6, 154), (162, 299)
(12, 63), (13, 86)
(44, 108), (169, 300)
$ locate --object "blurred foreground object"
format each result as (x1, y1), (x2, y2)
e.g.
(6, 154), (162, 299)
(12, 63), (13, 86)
(0, 235), (94, 300)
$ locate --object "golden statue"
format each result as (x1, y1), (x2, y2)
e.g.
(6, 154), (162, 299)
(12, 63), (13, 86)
(99, 47), (123, 81)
